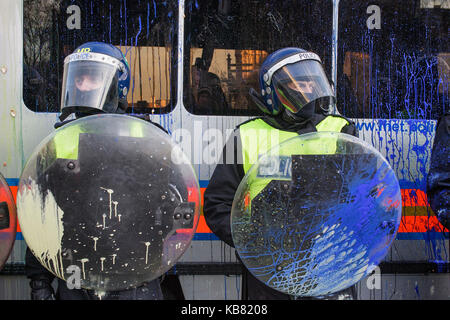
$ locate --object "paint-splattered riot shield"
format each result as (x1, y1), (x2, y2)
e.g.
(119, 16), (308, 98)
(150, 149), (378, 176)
(17, 114), (200, 291)
(0, 173), (17, 270)
(231, 132), (402, 297)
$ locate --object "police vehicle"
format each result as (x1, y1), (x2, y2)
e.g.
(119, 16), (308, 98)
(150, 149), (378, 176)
(0, 0), (448, 299)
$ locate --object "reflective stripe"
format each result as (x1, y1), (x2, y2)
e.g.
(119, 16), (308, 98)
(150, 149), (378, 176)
(65, 51), (125, 72)
(264, 52), (322, 85)
(7, 185), (450, 239)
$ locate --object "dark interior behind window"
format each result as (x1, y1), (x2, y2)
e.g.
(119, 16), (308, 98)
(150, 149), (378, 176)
(183, 0), (333, 116)
(23, 0), (177, 114)
(337, 0), (449, 120)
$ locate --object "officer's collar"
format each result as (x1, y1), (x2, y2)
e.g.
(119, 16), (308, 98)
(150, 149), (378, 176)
(54, 111), (98, 129)
(54, 119), (76, 129)
(263, 104), (326, 132)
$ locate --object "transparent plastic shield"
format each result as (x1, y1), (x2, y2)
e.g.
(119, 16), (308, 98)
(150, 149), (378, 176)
(231, 132), (402, 297)
(17, 114), (200, 291)
(0, 173), (17, 270)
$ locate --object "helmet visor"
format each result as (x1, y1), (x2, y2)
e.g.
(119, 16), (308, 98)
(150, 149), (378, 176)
(61, 58), (119, 113)
(272, 60), (334, 114)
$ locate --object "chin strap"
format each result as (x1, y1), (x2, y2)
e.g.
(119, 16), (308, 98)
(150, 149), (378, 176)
(59, 105), (111, 123)
(263, 107), (327, 135)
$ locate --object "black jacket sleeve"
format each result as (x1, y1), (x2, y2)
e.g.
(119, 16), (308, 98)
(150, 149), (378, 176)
(203, 129), (244, 248)
(427, 112), (450, 230)
(341, 120), (359, 138)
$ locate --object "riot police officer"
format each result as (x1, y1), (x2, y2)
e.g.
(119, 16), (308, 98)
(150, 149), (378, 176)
(203, 47), (359, 300)
(25, 41), (175, 300)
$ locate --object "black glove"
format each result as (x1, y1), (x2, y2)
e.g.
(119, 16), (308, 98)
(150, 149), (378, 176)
(30, 276), (56, 300)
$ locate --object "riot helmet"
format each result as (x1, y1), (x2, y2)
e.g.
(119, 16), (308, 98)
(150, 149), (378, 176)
(250, 47), (335, 118)
(60, 42), (130, 121)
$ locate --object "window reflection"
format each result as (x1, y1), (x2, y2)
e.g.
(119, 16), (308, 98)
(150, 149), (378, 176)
(23, 0), (177, 114)
(184, 0), (333, 116)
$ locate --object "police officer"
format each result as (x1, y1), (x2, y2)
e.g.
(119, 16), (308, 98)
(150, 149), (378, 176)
(203, 47), (359, 300)
(24, 41), (179, 300)
(427, 111), (449, 231)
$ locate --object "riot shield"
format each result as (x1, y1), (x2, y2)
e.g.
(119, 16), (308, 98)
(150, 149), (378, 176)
(0, 173), (17, 270)
(17, 114), (200, 291)
(231, 132), (402, 297)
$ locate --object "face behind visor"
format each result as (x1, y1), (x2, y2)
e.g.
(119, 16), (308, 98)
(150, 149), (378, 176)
(271, 58), (335, 115)
(61, 52), (125, 116)
(250, 48), (336, 118)
(74, 69), (104, 92)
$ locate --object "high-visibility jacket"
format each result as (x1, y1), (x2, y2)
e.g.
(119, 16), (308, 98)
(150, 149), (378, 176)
(239, 116), (350, 200)
(52, 118), (146, 160)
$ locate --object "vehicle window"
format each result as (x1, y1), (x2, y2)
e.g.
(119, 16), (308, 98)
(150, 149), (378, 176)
(183, 0), (333, 116)
(337, 0), (449, 120)
(23, 0), (177, 114)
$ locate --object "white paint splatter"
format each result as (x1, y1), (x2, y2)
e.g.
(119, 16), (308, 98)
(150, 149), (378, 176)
(17, 178), (65, 279)
(100, 187), (114, 219)
(80, 258), (89, 279)
(93, 237), (99, 251)
(113, 201), (118, 217)
(96, 291), (106, 300)
(145, 242), (151, 264)
(100, 257), (106, 271)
